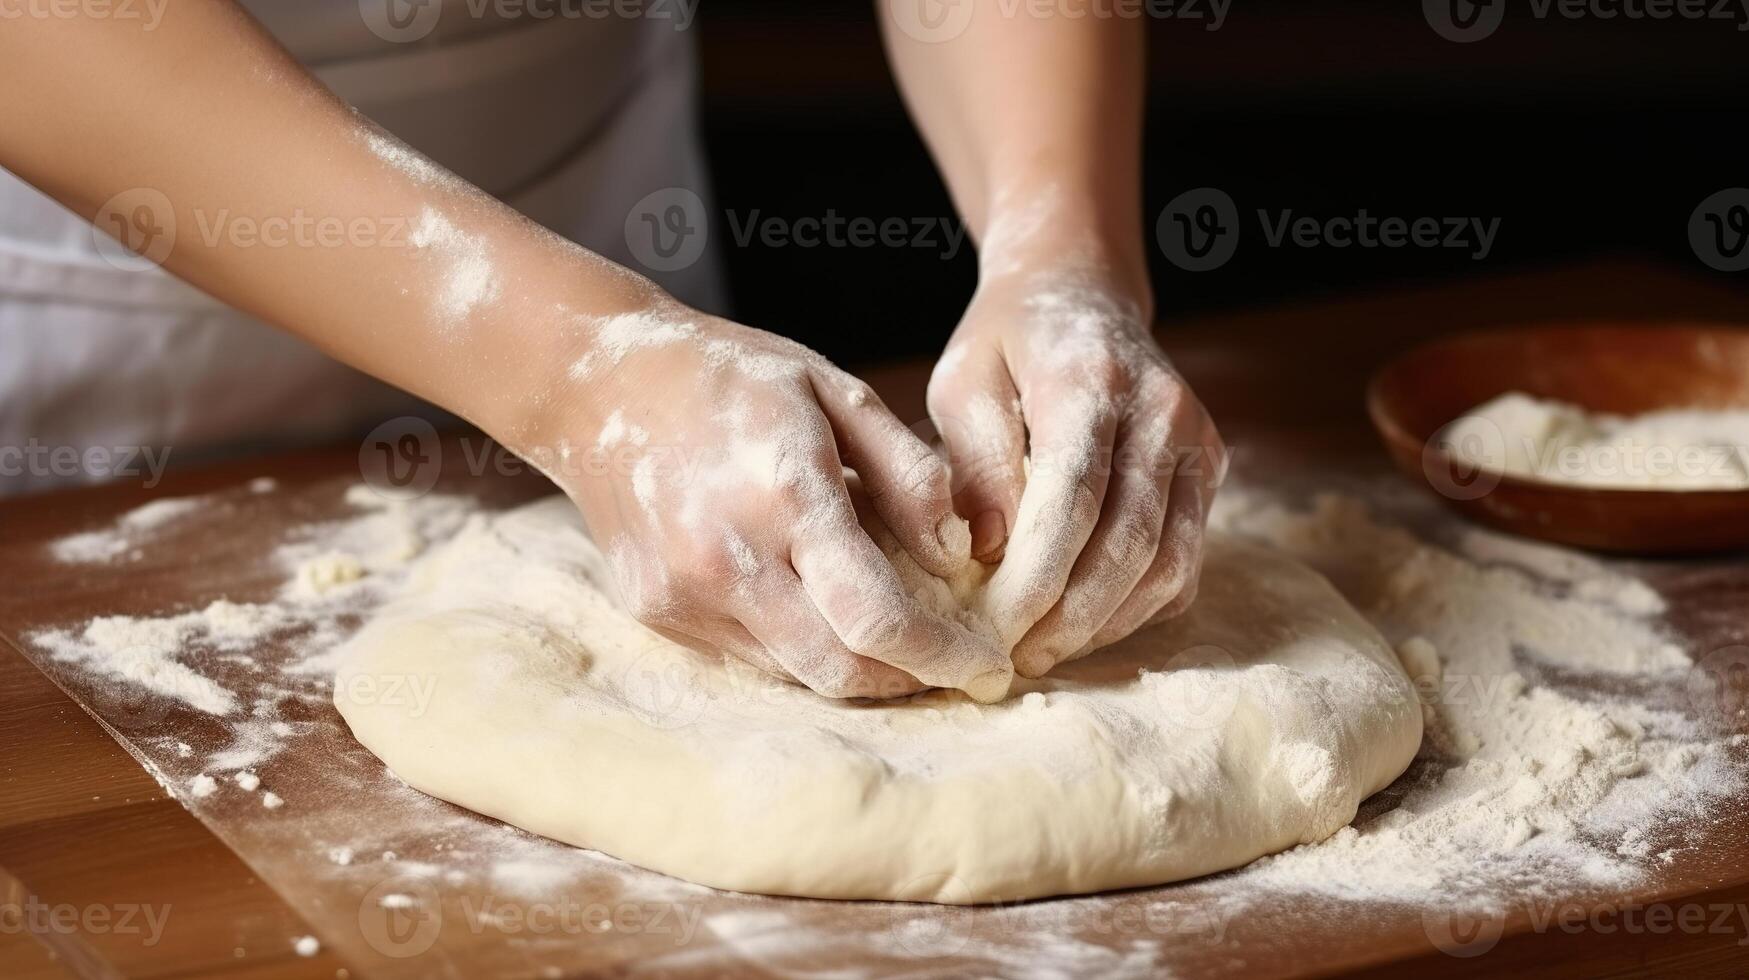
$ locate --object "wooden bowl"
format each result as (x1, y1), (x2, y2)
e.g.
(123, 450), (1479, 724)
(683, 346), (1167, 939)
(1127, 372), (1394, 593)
(1367, 323), (1749, 555)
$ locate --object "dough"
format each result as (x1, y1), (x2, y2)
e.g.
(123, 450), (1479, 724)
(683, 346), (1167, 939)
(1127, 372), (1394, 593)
(333, 497), (1422, 903)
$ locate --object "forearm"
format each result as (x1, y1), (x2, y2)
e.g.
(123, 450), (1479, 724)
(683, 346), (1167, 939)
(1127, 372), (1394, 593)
(879, 2), (1150, 303)
(0, 3), (657, 441)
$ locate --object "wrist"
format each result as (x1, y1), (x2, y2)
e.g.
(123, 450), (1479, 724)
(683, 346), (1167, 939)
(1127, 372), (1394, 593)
(976, 185), (1153, 322)
(456, 261), (675, 463)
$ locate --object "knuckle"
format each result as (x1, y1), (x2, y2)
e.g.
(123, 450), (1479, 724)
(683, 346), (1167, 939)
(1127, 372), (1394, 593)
(768, 452), (834, 508)
(1077, 352), (1131, 391)
(1107, 512), (1164, 569)
(792, 652), (872, 699)
(841, 378), (880, 410)
(838, 601), (910, 655)
(811, 671), (865, 700)
(898, 447), (951, 500)
(622, 589), (678, 630)
(1146, 572), (1202, 628)
(677, 545), (753, 594)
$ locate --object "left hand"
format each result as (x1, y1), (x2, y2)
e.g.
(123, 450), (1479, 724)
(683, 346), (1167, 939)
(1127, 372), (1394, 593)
(926, 262), (1226, 678)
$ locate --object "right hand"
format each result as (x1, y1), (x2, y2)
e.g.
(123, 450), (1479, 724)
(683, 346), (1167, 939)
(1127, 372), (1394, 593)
(531, 301), (1015, 703)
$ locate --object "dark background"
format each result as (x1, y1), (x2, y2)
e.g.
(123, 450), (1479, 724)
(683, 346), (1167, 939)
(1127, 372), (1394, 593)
(692, 1), (1747, 369)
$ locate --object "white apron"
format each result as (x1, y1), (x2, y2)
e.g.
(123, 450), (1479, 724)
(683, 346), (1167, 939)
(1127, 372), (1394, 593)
(0, 1), (723, 495)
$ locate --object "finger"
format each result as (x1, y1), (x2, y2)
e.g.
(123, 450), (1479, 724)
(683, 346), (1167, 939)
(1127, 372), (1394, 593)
(1086, 462), (1211, 651)
(926, 343), (1027, 562)
(1010, 421), (1166, 677)
(980, 389), (1120, 648)
(812, 370), (969, 579)
(693, 622), (795, 682)
(791, 499), (1014, 703)
(736, 570), (929, 700)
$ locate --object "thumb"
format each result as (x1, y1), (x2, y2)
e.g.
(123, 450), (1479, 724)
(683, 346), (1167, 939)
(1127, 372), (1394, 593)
(811, 371), (968, 579)
(927, 344), (1027, 563)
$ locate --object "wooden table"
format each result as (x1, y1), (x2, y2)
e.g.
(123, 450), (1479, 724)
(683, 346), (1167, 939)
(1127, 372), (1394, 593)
(3, 259), (1747, 978)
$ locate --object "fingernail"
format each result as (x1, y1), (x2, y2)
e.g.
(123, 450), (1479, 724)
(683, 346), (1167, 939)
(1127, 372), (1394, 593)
(935, 513), (972, 563)
(970, 509), (1008, 563)
(964, 667), (1013, 704)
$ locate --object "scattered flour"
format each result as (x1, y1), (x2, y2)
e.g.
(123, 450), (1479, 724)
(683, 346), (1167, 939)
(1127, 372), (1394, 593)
(292, 935), (319, 957)
(48, 494), (203, 563)
(120, 497), (203, 532)
(490, 859), (576, 895)
(31, 601), (285, 716)
(1206, 488), (1731, 908)
(294, 551), (365, 597)
(23, 473), (1743, 976)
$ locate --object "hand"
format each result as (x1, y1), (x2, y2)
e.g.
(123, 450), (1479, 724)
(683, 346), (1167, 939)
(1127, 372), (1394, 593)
(926, 265), (1225, 678)
(532, 301), (1014, 703)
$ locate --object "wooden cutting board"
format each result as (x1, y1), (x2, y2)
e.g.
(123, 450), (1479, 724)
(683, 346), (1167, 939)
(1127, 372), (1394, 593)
(4, 259), (1749, 979)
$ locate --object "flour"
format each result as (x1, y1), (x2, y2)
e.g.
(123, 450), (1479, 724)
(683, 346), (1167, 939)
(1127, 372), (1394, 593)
(408, 207), (500, 329)
(365, 130), (460, 191)
(1444, 391), (1749, 489)
(593, 409), (647, 451)
(294, 551), (366, 597)
(1206, 488), (1731, 908)
(978, 184), (1061, 280)
(49, 494), (205, 563)
(32, 481), (473, 758)
(32, 601), (283, 715)
(121, 497), (203, 531)
(490, 859), (576, 895)
(564, 309), (703, 380)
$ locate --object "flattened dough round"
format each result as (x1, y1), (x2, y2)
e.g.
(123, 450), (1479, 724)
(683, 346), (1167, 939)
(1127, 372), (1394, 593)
(334, 498), (1422, 903)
